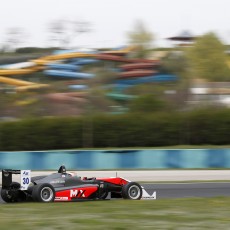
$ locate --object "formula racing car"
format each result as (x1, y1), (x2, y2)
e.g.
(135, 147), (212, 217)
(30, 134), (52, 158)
(1, 165), (154, 202)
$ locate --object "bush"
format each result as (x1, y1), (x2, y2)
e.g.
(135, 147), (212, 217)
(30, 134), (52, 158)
(15, 47), (59, 54)
(0, 108), (230, 151)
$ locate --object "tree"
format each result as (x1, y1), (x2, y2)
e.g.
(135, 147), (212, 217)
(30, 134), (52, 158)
(48, 19), (91, 48)
(3, 27), (27, 51)
(48, 19), (67, 47)
(127, 20), (153, 58)
(161, 52), (188, 75)
(187, 32), (230, 81)
(129, 94), (168, 113)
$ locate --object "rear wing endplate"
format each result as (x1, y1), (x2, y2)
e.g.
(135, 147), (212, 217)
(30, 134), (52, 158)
(2, 169), (31, 190)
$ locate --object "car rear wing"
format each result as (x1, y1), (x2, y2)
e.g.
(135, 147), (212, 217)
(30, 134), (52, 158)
(2, 169), (31, 190)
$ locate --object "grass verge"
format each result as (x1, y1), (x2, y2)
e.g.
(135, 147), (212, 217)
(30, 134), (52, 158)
(0, 197), (230, 229)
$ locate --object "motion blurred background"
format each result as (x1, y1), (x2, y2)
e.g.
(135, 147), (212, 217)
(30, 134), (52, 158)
(1, 0), (230, 150)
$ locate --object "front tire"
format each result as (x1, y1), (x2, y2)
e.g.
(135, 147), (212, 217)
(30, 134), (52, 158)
(32, 183), (55, 202)
(122, 182), (142, 200)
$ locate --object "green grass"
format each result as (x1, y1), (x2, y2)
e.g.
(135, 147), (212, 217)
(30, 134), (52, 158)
(0, 197), (230, 229)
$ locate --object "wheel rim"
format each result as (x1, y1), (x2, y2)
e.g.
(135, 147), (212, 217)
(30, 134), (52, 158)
(40, 187), (53, 202)
(128, 185), (141, 199)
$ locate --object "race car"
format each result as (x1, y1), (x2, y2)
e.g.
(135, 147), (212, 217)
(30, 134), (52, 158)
(1, 165), (154, 202)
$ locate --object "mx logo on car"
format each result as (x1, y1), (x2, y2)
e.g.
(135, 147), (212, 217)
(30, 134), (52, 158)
(70, 189), (86, 198)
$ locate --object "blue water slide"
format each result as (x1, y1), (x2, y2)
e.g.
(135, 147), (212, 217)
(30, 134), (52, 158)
(52, 49), (98, 55)
(44, 70), (95, 79)
(106, 93), (137, 101)
(116, 74), (178, 85)
(109, 68), (122, 73)
(114, 84), (132, 91)
(46, 63), (81, 71)
(70, 58), (100, 65)
(153, 74), (178, 82)
(112, 46), (126, 50)
(68, 85), (88, 90)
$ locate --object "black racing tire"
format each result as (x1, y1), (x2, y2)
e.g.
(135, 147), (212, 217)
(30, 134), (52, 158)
(32, 183), (55, 202)
(10, 182), (21, 189)
(1, 189), (14, 203)
(1, 182), (21, 203)
(122, 182), (142, 200)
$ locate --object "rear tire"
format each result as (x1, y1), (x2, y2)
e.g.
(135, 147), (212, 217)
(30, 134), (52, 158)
(1, 182), (21, 203)
(1, 189), (14, 203)
(122, 182), (142, 200)
(32, 183), (55, 202)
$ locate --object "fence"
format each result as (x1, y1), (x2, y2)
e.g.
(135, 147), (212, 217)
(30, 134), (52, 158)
(0, 149), (230, 170)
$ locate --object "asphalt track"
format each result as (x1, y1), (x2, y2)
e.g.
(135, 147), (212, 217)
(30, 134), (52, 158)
(144, 182), (230, 199)
(1, 170), (230, 183)
(0, 182), (230, 203)
(1, 170), (230, 203)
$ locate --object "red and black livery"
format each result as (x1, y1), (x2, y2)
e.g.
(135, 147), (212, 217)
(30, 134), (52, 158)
(1, 165), (143, 203)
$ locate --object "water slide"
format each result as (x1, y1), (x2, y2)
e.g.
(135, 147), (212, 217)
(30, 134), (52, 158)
(0, 46), (162, 94)
(0, 76), (49, 92)
(106, 92), (137, 101)
(128, 59), (159, 64)
(116, 74), (178, 85)
(0, 62), (36, 69)
(70, 58), (100, 65)
(0, 67), (41, 76)
(68, 85), (88, 90)
(95, 54), (132, 62)
(0, 50), (98, 90)
(52, 48), (97, 55)
(45, 63), (81, 71)
(0, 60), (48, 91)
(43, 53), (98, 79)
(0, 61), (43, 76)
(117, 70), (157, 79)
(32, 52), (94, 65)
(44, 70), (95, 79)
(16, 84), (49, 92)
(108, 74), (178, 102)
(120, 62), (159, 71)
(0, 76), (35, 86)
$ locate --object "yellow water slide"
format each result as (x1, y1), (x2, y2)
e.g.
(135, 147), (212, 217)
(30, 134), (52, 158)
(31, 47), (134, 64)
(0, 76), (34, 86)
(16, 84), (49, 92)
(0, 67), (41, 76)
(31, 52), (95, 65)
(102, 46), (137, 55)
(0, 76), (49, 92)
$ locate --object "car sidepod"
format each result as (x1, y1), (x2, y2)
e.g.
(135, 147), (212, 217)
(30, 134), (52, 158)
(55, 185), (99, 201)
